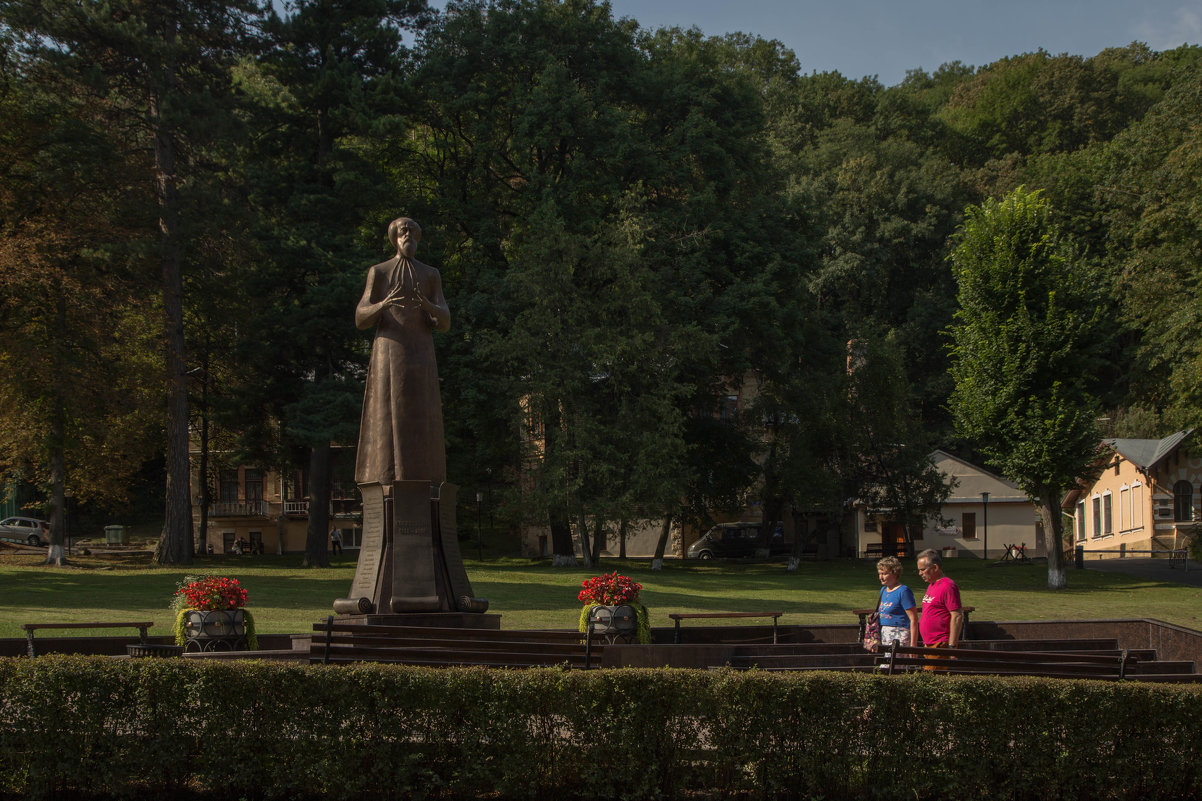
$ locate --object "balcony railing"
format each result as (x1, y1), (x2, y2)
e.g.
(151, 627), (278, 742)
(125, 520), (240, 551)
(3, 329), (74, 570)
(208, 500), (269, 518)
(283, 500), (309, 516)
(196, 498), (356, 520)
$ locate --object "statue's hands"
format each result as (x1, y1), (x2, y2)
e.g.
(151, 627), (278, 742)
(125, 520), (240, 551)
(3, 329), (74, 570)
(384, 284), (417, 309)
(415, 289), (435, 313)
(415, 290), (441, 326)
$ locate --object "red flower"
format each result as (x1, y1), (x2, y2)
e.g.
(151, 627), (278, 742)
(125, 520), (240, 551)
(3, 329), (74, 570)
(176, 576), (248, 611)
(577, 572), (642, 606)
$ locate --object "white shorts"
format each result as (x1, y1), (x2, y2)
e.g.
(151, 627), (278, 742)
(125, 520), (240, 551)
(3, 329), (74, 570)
(880, 626), (911, 647)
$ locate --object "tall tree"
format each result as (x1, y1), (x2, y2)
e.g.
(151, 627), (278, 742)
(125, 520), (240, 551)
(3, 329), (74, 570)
(2, 0), (263, 564)
(233, 0), (427, 567)
(409, 1), (798, 563)
(0, 16), (163, 564)
(1103, 61), (1202, 426)
(948, 187), (1110, 588)
(838, 332), (952, 553)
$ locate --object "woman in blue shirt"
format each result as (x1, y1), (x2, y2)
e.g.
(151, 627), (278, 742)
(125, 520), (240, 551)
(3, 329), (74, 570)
(876, 556), (918, 647)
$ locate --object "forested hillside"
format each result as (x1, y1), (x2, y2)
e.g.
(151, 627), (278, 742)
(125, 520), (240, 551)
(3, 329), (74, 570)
(2, 0), (1199, 561)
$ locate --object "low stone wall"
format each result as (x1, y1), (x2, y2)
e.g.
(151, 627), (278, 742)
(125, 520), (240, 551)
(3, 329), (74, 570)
(975, 618), (1202, 666)
(609, 618), (1202, 670)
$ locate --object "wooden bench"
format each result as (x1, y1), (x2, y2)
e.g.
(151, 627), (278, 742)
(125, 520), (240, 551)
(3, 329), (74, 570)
(862, 543), (911, 559)
(668, 612), (782, 644)
(852, 606), (975, 643)
(21, 621), (153, 658)
(722, 637), (1190, 677)
(878, 642), (1134, 680)
(311, 619), (603, 668)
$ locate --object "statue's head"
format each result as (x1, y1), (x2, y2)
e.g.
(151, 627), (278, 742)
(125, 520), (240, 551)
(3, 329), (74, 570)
(388, 217), (422, 257)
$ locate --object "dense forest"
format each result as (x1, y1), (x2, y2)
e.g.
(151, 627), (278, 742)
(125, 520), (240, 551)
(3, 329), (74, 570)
(1, 0), (1200, 565)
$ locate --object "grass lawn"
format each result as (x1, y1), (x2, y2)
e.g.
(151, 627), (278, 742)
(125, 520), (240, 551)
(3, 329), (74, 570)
(1, 550), (1200, 640)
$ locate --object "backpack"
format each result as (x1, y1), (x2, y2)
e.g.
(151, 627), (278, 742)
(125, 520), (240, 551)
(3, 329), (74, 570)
(862, 587), (885, 652)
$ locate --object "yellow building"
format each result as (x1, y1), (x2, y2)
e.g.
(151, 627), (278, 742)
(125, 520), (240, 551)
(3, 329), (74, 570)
(188, 445), (361, 555)
(1063, 429), (1198, 556)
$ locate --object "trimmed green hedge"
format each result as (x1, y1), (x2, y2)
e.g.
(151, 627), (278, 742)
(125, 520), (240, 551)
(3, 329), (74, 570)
(1, 656), (1199, 800)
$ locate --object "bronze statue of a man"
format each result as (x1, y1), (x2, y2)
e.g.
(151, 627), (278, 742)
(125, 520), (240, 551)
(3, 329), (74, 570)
(338, 216), (487, 619)
(354, 217), (450, 485)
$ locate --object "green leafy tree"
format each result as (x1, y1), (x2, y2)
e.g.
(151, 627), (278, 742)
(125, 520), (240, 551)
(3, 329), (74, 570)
(2, 0), (263, 564)
(410, 2), (799, 564)
(948, 187), (1110, 588)
(233, 0), (427, 567)
(840, 332), (952, 552)
(1103, 62), (1202, 426)
(0, 21), (164, 564)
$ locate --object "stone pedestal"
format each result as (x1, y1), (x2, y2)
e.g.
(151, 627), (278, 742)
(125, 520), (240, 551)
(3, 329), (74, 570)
(333, 480), (489, 617)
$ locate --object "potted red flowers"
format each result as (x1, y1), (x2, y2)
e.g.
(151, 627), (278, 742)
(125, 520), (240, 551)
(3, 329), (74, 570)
(172, 576), (257, 652)
(576, 572), (650, 644)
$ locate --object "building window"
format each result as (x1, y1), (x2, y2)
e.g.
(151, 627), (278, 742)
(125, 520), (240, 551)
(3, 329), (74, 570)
(1131, 482), (1143, 529)
(1076, 501), (1086, 542)
(1175, 481), (1195, 522)
(962, 512), (977, 540)
(719, 395), (739, 423)
(1102, 493), (1112, 536)
(219, 470), (239, 503)
(1092, 496), (1101, 538)
(245, 469), (263, 502)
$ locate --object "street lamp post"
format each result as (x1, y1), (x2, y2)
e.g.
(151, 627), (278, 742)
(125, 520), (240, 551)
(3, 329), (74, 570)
(981, 491), (990, 562)
(476, 491), (484, 560)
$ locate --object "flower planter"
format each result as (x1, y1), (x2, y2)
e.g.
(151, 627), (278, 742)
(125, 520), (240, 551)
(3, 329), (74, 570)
(576, 572), (651, 644)
(183, 609), (248, 652)
(587, 604), (639, 643)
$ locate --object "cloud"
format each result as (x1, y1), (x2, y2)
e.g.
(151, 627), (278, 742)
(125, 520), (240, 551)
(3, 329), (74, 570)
(1134, 4), (1202, 50)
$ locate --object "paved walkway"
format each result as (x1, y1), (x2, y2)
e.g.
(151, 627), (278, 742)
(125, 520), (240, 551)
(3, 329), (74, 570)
(1080, 556), (1202, 587)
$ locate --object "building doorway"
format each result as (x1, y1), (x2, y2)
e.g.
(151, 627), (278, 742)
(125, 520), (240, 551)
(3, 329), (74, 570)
(880, 522), (910, 558)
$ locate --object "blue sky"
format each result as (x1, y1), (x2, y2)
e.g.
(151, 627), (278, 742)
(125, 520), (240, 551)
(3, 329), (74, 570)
(605, 0), (1202, 85)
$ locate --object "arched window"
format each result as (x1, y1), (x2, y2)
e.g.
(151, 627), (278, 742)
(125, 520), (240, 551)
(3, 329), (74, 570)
(1174, 480), (1195, 522)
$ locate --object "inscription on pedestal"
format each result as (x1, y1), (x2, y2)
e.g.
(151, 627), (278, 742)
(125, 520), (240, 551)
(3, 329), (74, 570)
(348, 483), (385, 603)
(437, 483), (476, 608)
(391, 480), (440, 611)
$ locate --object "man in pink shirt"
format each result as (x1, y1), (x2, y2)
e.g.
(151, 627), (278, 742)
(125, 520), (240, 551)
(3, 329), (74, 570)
(917, 548), (963, 652)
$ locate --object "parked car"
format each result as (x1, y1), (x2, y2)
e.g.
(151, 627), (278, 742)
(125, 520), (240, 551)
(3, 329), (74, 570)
(0, 516), (49, 546)
(687, 523), (791, 560)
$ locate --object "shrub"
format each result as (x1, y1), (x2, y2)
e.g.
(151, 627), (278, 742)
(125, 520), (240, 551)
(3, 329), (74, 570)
(0, 656), (1199, 800)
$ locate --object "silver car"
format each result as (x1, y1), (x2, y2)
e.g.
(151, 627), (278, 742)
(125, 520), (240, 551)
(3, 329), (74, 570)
(0, 516), (49, 546)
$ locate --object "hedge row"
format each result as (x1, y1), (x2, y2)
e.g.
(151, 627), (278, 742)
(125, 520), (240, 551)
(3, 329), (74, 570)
(1, 656), (1200, 800)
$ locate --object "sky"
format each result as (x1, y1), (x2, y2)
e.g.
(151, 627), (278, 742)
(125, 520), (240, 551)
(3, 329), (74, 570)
(604, 0), (1202, 85)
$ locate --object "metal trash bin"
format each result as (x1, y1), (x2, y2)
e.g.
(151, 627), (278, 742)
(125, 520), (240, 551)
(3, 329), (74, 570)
(104, 525), (129, 545)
